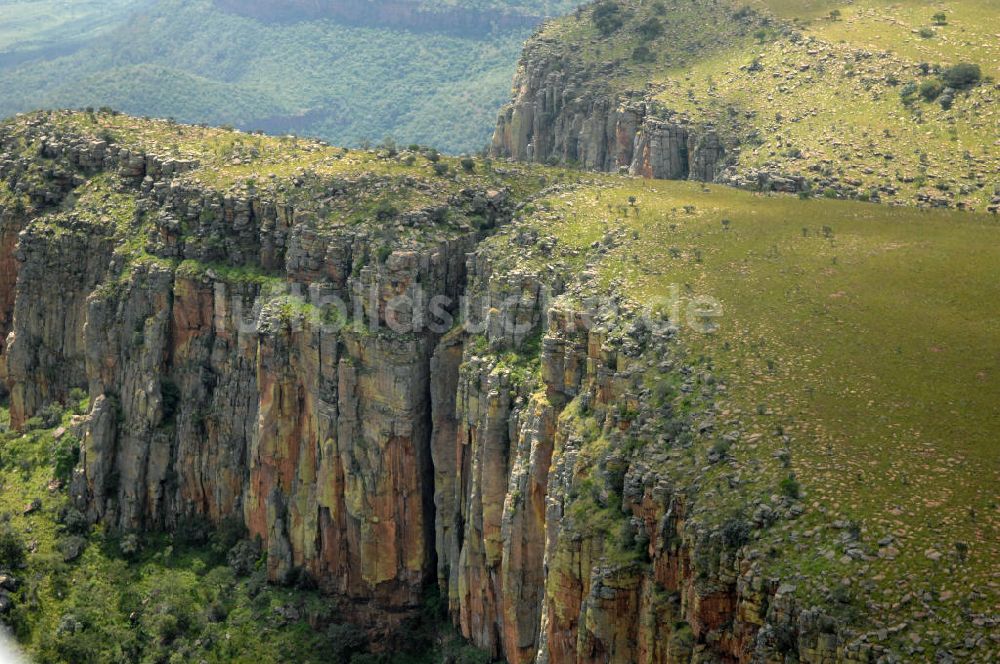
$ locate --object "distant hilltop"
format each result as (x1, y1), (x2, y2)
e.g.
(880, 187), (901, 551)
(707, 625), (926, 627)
(213, 0), (560, 37)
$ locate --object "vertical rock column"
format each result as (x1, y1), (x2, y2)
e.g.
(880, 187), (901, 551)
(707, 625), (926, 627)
(5, 219), (117, 427)
(0, 208), (24, 396)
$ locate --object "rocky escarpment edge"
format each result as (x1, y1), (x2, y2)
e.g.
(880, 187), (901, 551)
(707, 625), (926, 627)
(0, 115), (920, 662)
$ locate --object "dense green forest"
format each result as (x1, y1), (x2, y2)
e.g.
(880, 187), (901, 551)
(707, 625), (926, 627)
(0, 0), (580, 152)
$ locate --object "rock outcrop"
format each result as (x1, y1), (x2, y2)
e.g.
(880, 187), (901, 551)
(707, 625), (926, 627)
(490, 44), (728, 182)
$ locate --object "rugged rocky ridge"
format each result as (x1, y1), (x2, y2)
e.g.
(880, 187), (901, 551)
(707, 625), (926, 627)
(491, 58), (729, 183)
(489, 1), (738, 184)
(0, 113), (929, 662)
(0, 113), (517, 630)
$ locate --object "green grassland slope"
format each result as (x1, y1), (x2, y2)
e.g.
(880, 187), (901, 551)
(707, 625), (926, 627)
(494, 0), (998, 209)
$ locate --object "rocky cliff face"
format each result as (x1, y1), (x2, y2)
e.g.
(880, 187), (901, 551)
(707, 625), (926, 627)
(490, 42), (728, 182)
(1, 114), (873, 662)
(427, 233), (868, 663)
(0, 209), (21, 396)
(0, 114), (514, 628)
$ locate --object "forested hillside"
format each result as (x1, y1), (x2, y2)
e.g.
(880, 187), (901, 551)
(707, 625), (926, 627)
(0, 0), (581, 153)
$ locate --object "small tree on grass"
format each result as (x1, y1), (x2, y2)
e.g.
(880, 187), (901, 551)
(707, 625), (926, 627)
(0, 526), (25, 569)
(779, 473), (801, 499)
(632, 45), (656, 63)
(637, 17), (664, 40)
(919, 79), (944, 101)
(942, 63), (982, 90)
(932, 12), (947, 26)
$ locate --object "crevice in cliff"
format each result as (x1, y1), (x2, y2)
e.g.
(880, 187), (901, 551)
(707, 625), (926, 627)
(420, 357), (439, 590)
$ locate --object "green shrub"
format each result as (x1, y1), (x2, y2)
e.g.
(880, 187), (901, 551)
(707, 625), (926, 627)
(453, 646), (492, 664)
(210, 516), (248, 555)
(227, 539), (260, 577)
(637, 17), (663, 40)
(324, 623), (368, 661)
(374, 199), (398, 220)
(120, 533), (141, 559)
(51, 435), (80, 484)
(721, 517), (751, 549)
(29, 403), (64, 430)
(592, 1), (624, 35)
(918, 27), (935, 39)
(174, 515), (212, 545)
(631, 45), (656, 63)
(68, 388), (90, 415)
(932, 12), (947, 26)
(919, 79), (944, 101)
(60, 507), (90, 536)
(710, 439), (732, 458)
(460, 157), (475, 173)
(942, 63), (982, 90)
(160, 378), (181, 423)
(779, 473), (801, 499)
(0, 526), (26, 570)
